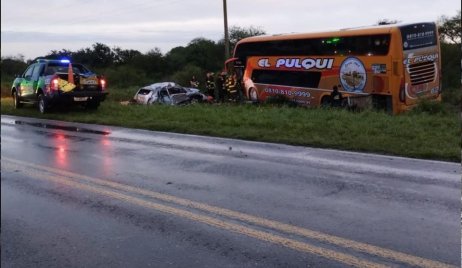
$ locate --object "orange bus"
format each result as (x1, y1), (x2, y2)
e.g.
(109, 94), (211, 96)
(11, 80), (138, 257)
(226, 22), (441, 114)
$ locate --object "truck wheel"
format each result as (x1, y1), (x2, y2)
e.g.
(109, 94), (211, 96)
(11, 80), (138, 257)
(13, 90), (23, 108)
(38, 94), (48, 114)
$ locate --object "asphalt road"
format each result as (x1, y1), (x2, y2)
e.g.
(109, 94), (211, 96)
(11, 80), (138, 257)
(1, 115), (460, 268)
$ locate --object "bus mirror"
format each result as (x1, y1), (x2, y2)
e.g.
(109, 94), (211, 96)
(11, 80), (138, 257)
(224, 57), (239, 73)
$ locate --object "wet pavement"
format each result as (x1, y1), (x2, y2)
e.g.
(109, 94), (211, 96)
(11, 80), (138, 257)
(1, 115), (460, 267)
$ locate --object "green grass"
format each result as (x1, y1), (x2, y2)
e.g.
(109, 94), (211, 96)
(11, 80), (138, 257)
(1, 91), (460, 162)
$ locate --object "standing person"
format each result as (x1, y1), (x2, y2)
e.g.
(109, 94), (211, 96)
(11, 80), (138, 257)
(214, 72), (226, 103)
(220, 72), (228, 102)
(225, 73), (237, 101)
(235, 70), (244, 103)
(330, 85), (343, 107)
(190, 75), (199, 88)
(205, 72), (215, 97)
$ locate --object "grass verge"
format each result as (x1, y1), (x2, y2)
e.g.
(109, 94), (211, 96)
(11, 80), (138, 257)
(1, 96), (460, 162)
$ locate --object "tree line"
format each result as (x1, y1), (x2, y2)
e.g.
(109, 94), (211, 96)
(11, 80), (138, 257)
(1, 26), (265, 89)
(1, 13), (460, 93)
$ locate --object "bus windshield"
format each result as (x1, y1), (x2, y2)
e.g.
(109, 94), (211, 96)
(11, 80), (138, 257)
(399, 23), (437, 51)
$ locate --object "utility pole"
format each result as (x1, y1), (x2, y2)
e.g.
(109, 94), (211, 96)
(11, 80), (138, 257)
(223, 0), (230, 60)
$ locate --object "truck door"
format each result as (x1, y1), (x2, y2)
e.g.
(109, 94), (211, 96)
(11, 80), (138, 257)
(19, 64), (37, 100)
(31, 64), (44, 95)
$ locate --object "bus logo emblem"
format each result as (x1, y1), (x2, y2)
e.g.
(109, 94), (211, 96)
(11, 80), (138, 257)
(340, 57), (367, 92)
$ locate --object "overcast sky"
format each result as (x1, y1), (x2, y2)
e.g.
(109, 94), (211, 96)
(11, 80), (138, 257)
(1, 0), (460, 60)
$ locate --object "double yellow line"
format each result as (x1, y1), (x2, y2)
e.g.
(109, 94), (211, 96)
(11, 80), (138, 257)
(1, 157), (456, 268)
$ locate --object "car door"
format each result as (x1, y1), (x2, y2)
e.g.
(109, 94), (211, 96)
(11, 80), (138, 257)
(30, 64), (44, 96)
(17, 64), (37, 100)
(159, 88), (172, 105)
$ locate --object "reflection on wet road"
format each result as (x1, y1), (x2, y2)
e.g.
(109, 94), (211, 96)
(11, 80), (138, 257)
(14, 119), (111, 135)
(1, 115), (460, 267)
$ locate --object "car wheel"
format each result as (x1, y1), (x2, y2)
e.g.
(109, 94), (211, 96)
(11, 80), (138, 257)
(38, 94), (48, 114)
(249, 88), (258, 103)
(13, 90), (23, 109)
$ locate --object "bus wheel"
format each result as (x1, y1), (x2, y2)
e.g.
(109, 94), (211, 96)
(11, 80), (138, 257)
(321, 96), (331, 108)
(249, 88), (258, 103)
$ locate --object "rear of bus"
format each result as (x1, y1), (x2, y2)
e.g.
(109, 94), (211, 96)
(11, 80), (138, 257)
(397, 22), (441, 112)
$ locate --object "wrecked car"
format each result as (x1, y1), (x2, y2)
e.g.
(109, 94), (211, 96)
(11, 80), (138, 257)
(133, 82), (211, 105)
(11, 59), (108, 113)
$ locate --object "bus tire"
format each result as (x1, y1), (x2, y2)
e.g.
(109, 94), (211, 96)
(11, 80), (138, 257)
(249, 88), (258, 103)
(321, 96), (331, 108)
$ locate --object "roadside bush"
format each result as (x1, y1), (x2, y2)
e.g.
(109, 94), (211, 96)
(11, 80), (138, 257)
(440, 43), (460, 90)
(108, 86), (139, 102)
(0, 57), (27, 78)
(1, 56), (26, 98)
(167, 64), (205, 89)
(442, 86), (462, 109)
(1, 84), (11, 98)
(103, 65), (150, 88)
(1, 79), (13, 98)
(411, 99), (449, 115)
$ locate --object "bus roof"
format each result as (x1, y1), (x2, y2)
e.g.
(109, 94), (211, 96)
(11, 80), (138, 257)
(236, 22), (434, 45)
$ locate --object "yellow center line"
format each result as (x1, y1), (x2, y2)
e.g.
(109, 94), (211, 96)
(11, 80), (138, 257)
(3, 161), (387, 268)
(2, 157), (457, 268)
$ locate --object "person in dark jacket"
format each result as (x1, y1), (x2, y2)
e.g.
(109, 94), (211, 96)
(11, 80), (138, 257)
(190, 75), (199, 88)
(330, 85), (343, 107)
(205, 72), (215, 97)
(215, 72), (226, 103)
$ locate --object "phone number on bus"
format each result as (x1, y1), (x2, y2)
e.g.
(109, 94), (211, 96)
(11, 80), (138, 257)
(264, 87), (311, 97)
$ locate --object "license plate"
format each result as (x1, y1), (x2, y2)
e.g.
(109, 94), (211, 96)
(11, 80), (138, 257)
(74, 97), (88, 101)
(81, 78), (98, 85)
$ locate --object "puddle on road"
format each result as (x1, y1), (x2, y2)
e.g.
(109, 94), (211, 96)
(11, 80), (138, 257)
(14, 120), (111, 136)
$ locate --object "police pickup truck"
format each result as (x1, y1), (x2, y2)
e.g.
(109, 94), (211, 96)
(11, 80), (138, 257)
(11, 59), (108, 113)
